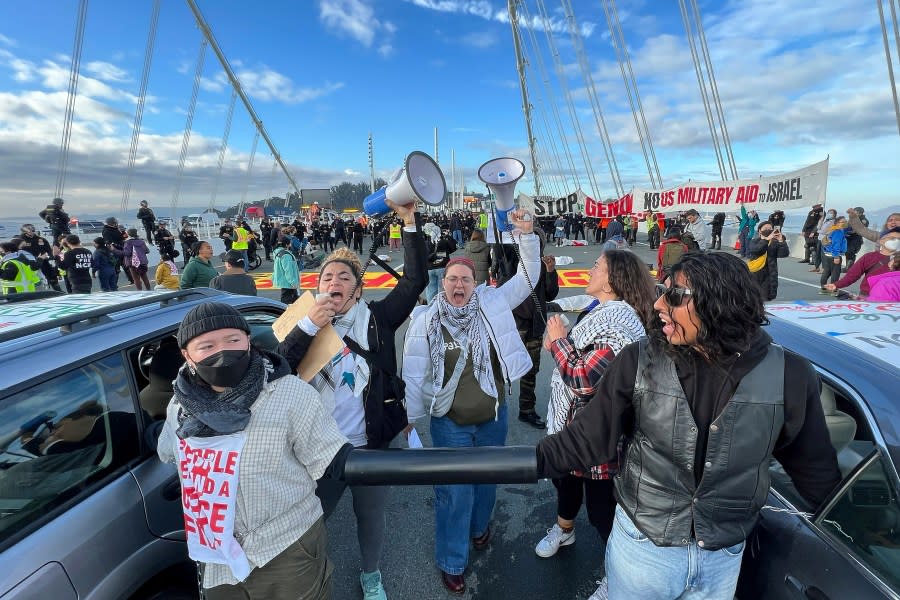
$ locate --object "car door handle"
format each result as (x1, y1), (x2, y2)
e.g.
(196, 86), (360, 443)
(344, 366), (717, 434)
(785, 575), (829, 600)
(161, 476), (182, 501)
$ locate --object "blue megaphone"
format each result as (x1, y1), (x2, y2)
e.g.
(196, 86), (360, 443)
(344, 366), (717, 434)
(363, 151), (446, 216)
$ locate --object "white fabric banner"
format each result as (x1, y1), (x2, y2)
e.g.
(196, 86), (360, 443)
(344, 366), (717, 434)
(178, 433), (252, 582)
(517, 192), (585, 217)
(633, 158), (829, 214)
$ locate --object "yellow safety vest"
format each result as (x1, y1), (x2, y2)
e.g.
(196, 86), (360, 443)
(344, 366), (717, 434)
(389, 224), (402, 239)
(479, 213), (488, 229)
(1, 257), (40, 294)
(232, 226), (251, 250)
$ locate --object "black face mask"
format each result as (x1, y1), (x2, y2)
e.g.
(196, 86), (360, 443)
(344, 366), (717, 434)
(193, 349), (251, 388)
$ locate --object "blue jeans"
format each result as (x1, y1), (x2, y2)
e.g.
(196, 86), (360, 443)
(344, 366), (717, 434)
(430, 403), (508, 575)
(606, 505), (745, 600)
(452, 229), (463, 246)
(426, 268), (444, 303)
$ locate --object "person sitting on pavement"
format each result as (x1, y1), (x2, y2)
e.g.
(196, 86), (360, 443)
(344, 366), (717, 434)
(277, 199), (426, 600)
(535, 252), (841, 600)
(180, 241), (218, 290)
(536, 249), (656, 598)
(154, 251), (181, 290)
(156, 302), (351, 600)
(403, 210), (540, 595)
(825, 227), (900, 298)
(210, 250), (257, 296)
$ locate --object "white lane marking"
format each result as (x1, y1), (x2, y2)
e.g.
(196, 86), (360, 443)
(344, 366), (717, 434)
(777, 275), (821, 289)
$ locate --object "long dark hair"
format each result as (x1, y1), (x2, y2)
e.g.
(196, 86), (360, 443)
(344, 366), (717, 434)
(603, 249), (657, 329)
(661, 252), (767, 362)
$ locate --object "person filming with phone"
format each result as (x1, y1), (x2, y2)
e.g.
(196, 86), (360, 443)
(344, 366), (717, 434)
(746, 221), (790, 301)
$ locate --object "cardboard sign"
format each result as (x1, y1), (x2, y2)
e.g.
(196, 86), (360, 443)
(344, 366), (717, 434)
(272, 291), (345, 381)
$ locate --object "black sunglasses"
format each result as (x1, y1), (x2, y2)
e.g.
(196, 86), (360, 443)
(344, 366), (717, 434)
(655, 283), (693, 307)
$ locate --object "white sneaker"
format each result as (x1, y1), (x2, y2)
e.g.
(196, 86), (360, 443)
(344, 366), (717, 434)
(587, 578), (608, 600)
(535, 523), (575, 558)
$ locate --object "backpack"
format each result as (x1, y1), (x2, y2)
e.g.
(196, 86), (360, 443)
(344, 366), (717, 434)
(661, 241), (687, 270)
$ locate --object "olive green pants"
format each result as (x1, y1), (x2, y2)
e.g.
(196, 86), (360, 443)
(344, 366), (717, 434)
(205, 517), (332, 600)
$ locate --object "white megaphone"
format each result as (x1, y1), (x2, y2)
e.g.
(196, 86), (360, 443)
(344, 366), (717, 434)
(478, 157), (525, 233)
(363, 151), (447, 216)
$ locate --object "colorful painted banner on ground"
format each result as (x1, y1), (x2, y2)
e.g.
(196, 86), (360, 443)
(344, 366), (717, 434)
(251, 269), (596, 290)
(631, 157), (829, 214)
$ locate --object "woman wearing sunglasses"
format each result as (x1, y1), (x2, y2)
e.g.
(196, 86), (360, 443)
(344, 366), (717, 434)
(535, 252), (841, 600)
(403, 209), (540, 594)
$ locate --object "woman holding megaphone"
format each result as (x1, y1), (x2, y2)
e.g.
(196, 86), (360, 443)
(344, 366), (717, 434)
(402, 209), (541, 594)
(277, 199), (426, 600)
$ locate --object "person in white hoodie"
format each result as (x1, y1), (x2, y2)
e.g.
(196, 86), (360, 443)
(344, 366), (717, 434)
(403, 209), (540, 594)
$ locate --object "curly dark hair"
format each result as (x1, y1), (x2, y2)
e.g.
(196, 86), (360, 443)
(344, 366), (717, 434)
(602, 249), (658, 329)
(658, 251), (767, 362)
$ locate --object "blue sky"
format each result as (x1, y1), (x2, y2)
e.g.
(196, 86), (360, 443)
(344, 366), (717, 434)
(0, 0), (898, 220)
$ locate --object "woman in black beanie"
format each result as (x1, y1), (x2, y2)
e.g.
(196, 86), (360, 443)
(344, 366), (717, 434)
(157, 302), (351, 600)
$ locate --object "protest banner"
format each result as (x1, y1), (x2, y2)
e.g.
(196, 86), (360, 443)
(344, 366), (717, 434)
(632, 158), (829, 214)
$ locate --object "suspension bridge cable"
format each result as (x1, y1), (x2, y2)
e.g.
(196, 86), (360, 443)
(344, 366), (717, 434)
(608, 0), (664, 188)
(678, 0), (727, 180)
(689, 0), (738, 179)
(121, 0), (160, 215)
(562, 0), (624, 198)
(534, 97), (573, 198)
(880, 0), (900, 137)
(508, 0), (542, 196)
(537, 0), (599, 202)
(238, 129), (260, 218)
(209, 89), (237, 211)
(170, 38), (208, 219)
(54, 0), (89, 201)
(518, 1), (581, 193)
(532, 0), (602, 200)
(266, 154), (280, 207)
(185, 0), (302, 197)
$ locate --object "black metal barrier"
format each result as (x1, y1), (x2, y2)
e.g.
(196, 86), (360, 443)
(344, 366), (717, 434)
(343, 446), (538, 486)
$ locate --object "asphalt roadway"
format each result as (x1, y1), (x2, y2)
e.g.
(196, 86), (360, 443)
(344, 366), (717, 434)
(212, 235), (834, 600)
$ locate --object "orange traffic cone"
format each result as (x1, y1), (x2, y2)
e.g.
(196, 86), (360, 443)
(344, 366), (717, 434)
(734, 239), (741, 251)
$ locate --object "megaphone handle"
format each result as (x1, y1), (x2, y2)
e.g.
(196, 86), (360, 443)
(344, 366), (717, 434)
(491, 205), (546, 326)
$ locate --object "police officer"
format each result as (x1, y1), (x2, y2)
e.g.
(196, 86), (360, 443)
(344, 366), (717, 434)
(219, 219), (235, 251)
(137, 200), (156, 242)
(13, 224), (61, 291)
(1, 242), (42, 294)
(179, 223), (199, 265)
(39, 197), (70, 242)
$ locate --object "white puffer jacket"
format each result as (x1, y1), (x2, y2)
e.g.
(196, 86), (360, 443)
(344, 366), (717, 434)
(403, 232), (541, 422)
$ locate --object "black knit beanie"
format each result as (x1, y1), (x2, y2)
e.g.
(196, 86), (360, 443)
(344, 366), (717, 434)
(177, 302), (250, 348)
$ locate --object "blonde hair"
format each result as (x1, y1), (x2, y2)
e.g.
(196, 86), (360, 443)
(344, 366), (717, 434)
(319, 247), (363, 281)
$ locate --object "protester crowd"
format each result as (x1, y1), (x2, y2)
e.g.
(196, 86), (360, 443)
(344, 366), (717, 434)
(1, 196), (899, 600)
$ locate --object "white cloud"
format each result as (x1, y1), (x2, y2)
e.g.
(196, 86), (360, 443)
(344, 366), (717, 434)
(406, 0), (596, 38)
(318, 0), (398, 56)
(0, 49), (37, 82)
(84, 61), (130, 83)
(460, 31), (498, 49)
(0, 33), (17, 47)
(202, 68), (344, 104)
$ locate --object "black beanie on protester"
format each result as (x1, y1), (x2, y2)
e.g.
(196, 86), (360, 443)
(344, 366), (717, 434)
(177, 302), (250, 348)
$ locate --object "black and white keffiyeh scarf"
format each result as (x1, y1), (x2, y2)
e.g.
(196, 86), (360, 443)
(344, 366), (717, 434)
(426, 291), (497, 398)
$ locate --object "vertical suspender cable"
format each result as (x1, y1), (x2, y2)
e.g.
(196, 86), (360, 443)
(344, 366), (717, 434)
(54, 0), (89, 200)
(608, 0), (664, 188)
(678, 0), (727, 180)
(508, 0), (543, 196)
(562, 0), (624, 198)
(238, 129), (260, 218)
(531, 0), (602, 201)
(880, 0), (900, 137)
(266, 155), (280, 206)
(170, 38), (208, 220)
(121, 0), (160, 215)
(690, 0), (738, 179)
(209, 89), (238, 210)
(519, 5), (580, 195)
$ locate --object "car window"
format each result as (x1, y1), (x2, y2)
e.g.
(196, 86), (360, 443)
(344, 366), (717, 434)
(818, 454), (900, 594)
(0, 354), (139, 545)
(244, 309), (282, 353)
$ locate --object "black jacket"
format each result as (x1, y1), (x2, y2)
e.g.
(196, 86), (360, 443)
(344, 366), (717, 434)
(137, 207), (156, 225)
(102, 224), (126, 249)
(748, 237), (790, 301)
(494, 244), (560, 338)
(537, 331), (841, 510)
(277, 216), (428, 448)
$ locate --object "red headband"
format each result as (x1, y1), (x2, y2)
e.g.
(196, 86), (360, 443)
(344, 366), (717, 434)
(445, 256), (476, 275)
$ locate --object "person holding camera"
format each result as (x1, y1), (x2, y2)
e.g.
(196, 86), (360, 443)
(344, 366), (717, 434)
(747, 222), (789, 301)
